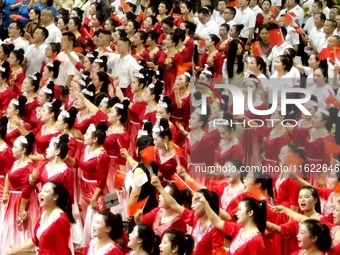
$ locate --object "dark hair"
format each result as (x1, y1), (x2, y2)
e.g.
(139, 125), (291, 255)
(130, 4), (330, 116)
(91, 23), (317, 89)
(244, 171), (274, 200)
(19, 132), (35, 155)
(159, 1), (170, 13)
(57, 8), (69, 19)
(197, 189), (220, 214)
(158, 96), (172, 114)
(27, 72), (42, 92)
(95, 71), (110, 93)
(209, 34), (220, 46)
(241, 197), (267, 235)
(132, 68), (149, 89)
(125, 11), (137, 22)
(181, 21), (196, 35)
(58, 16), (69, 28)
(146, 15), (158, 26)
(45, 59), (61, 79)
(136, 135), (154, 152)
(0, 61), (10, 81)
(252, 56), (267, 76)
(154, 118), (172, 141)
(276, 54), (293, 72)
(161, 16), (174, 29)
(36, 26), (49, 40)
(11, 21), (25, 36)
(300, 186), (321, 213)
(82, 84), (96, 103)
(115, 29), (127, 39)
(11, 49), (25, 64)
(13, 95), (27, 117)
(42, 81), (55, 102)
(119, 37), (132, 48)
(167, 31), (180, 47)
(72, 7), (84, 20)
(0, 44), (15, 58)
(135, 224), (161, 255)
(60, 107), (78, 129)
(128, 20), (140, 34)
(165, 229), (194, 255)
(98, 211), (124, 240)
(226, 39), (244, 79)
(301, 219), (332, 252)
(48, 42), (61, 55)
(69, 17), (82, 30)
(48, 181), (75, 224)
(62, 32), (76, 48)
(31, 8), (41, 20)
(174, 28), (185, 42)
(0, 116), (8, 139)
(167, 182), (192, 208)
(148, 81), (163, 103)
(136, 30), (148, 44)
(91, 121), (108, 145)
(193, 105), (210, 128)
(111, 97), (130, 124)
(197, 8), (210, 16)
(45, 99), (62, 121)
(93, 55), (108, 72)
(53, 133), (69, 159)
(105, 17), (118, 29)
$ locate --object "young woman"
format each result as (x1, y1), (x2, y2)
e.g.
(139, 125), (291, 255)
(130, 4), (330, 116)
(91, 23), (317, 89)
(179, 21), (195, 60)
(199, 34), (223, 78)
(8, 49), (25, 98)
(151, 176), (224, 255)
(145, 31), (166, 70)
(125, 20), (140, 40)
(41, 43), (60, 73)
(0, 62), (14, 116)
(256, 25), (272, 58)
(68, 17), (87, 46)
(131, 31), (150, 61)
(158, 17), (174, 46)
(92, 71), (109, 106)
(309, 67), (334, 109)
(159, 229), (195, 255)
(127, 224), (160, 255)
(84, 211), (124, 255)
(57, 17), (68, 34)
(255, 0), (275, 30)
(217, 23), (231, 59)
(83, 2), (99, 32)
(25, 8), (41, 38)
(155, 1), (170, 33)
(222, 39), (244, 86)
(9, 181), (76, 254)
(0, 44), (14, 66)
(140, 81), (163, 126)
(0, 133), (39, 254)
(41, 60), (61, 100)
(21, 72), (41, 123)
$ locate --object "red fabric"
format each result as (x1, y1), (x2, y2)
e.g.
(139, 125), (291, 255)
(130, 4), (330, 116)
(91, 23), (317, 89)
(32, 212), (72, 255)
(9, 69), (25, 98)
(0, 87), (14, 117)
(214, 140), (244, 165)
(84, 238), (122, 255)
(139, 107), (157, 127)
(103, 129), (130, 165)
(28, 106), (43, 130)
(200, 51), (224, 77)
(155, 150), (188, 181)
(33, 123), (60, 155)
(144, 47), (166, 66)
(0, 143), (15, 176)
(5, 122), (31, 147)
(163, 52), (183, 94)
(22, 97), (39, 123)
(9, 161), (34, 199)
(168, 92), (190, 130)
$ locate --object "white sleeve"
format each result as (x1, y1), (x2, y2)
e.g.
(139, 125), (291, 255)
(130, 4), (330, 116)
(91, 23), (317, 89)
(222, 59), (228, 79)
(249, 11), (256, 28)
(55, 30), (62, 43)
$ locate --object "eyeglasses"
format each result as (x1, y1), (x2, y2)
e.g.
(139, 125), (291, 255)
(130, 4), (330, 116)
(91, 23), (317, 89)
(8, 26), (18, 30)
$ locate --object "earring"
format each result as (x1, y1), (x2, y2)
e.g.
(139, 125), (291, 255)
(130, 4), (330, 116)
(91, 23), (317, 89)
(165, 142), (169, 151)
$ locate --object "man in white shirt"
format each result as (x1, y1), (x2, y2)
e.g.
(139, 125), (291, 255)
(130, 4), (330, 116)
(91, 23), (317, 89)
(302, 13), (325, 54)
(318, 19), (337, 51)
(56, 32), (79, 88)
(335, 15), (340, 36)
(41, 9), (62, 44)
(249, 0), (262, 15)
(223, 6), (237, 26)
(95, 29), (114, 57)
(107, 37), (139, 91)
(24, 27), (48, 76)
(276, 0), (304, 27)
(3, 21), (29, 52)
(194, 7), (219, 40)
(233, 0), (256, 50)
(278, 14), (300, 51)
(303, 1), (323, 35)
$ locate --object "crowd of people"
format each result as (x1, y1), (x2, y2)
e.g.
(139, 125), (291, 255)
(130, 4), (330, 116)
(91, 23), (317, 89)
(1, 0), (340, 254)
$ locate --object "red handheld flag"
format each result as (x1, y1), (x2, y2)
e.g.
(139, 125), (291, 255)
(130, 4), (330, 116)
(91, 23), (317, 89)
(288, 12), (297, 18)
(114, 171), (126, 190)
(121, 1), (129, 11)
(171, 174), (188, 190)
(325, 89), (340, 108)
(140, 146), (156, 165)
(198, 39), (206, 47)
(268, 28), (284, 46)
(251, 41), (262, 57)
(325, 142), (340, 154)
(269, 6), (280, 17)
(283, 14), (293, 24)
(176, 62), (193, 76)
(227, 1), (238, 7)
(247, 186), (265, 200)
(10, 14), (28, 22)
(74, 47), (83, 53)
(294, 26), (304, 35)
(127, 197), (149, 217)
(318, 48), (334, 60)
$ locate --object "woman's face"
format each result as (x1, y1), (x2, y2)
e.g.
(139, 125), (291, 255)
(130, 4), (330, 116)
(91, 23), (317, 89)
(55, 115), (66, 132)
(45, 141), (57, 160)
(113, 31), (121, 43)
(130, 77), (141, 93)
(161, 23), (172, 35)
(210, 103), (222, 119)
(92, 73), (102, 89)
(180, 3), (188, 14)
(243, 172), (256, 192)
(40, 105), (51, 123)
(243, 81), (257, 96)
(191, 193), (204, 216)
(229, 26), (237, 38)
(308, 55), (319, 69)
(296, 224), (316, 249)
(274, 57), (284, 71)
(313, 68), (325, 84)
(219, 26), (228, 38)
(9, 52), (18, 66)
(83, 57), (92, 72)
(298, 189), (317, 212)
(45, 45), (54, 58)
(262, 1), (271, 11)
(218, 126), (233, 142)
(259, 28), (269, 42)
(91, 15), (100, 27)
(91, 214), (110, 238)
(128, 225), (140, 249)
(158, 3), (167, 14)
(132, 33), (143, 46)
(57, 18), (66, 31)
(325, 170), (339, 189)
(159, 234), (173, 255)
(104, 20), (114, 32)
(144, 17), (153, 30)
(146, 7), (155, 17)
(205, 36), (213, 48)
(42, 66), (51, 81)
(67, 19), (76, 32)
(175, 75), (188, 89)
(158, 186), (171, 209)
(12, 139), (24, 158)
(89, 4), (97, 16)
(29, 9), (38, 21)
(125, 22), (135, 34)
(302, 103), (316, 120)
(235, 201), (249, 225)
(38, 182), (57, 209)
(84, 129), (94, 145)
(189, 112), (201, 130)
(152, 132), (166, 149)
(156, 106), (170, 120)
(70, 10), (78, 18)
(91, 62), (101, 74)
(278, 145), (290, 166)
(21, 78), (33, 93)
(236, 43), (242, 55)
(248, 58), (259, 72)
(164, 34), (174, 48)
(0, 46), (6, 60)
(107, 106), (119, 124)
(333, 202), (340, 224)
(38, 90), (48, 105)
(143, 88), (153, 103)
(311, 111), (326, 129)
(6, 103), (17, 119)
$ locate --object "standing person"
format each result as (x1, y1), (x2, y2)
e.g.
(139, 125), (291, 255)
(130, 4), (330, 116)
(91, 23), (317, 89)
(127, 224), (161, 255)
(8, 181), (75, 255)
(159, 229), (195, 255)
(0, 133), (39, 254)
(40, 8), (62, 44)
(3, 21), (29, 52)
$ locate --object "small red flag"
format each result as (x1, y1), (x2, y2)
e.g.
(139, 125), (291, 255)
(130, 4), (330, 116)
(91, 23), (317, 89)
(227, 1), (238, 7)
(325, 89), (340, 108)
(294, 27), (304, 34)
(247, 185), (265, 200)
(121, 1), (129, 11)
(171, 174), (187, 190)
(176, 62), (193, 76)
(283, 14), (293, 24)
(127, 197), (149, 217)
(114, 171), (126, 190)
(269, 6), (280, 17)
(319, 48), (335, 61)
(251, 41), (262, 57)
(325, 142), (340, 154)
(79, 27), (92, 42)
(334, 183), (340, 192)
(198, 40), (206, 47)
(268, 28), (284, 46)
(74, 47), (83, 53)
(140, 146), (156, 165)
(102, 47), (113, 53)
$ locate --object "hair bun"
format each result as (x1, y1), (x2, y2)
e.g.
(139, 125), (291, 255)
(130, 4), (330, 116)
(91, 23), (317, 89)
(25, 132), (35, 145)
(96, 121), (108, 132)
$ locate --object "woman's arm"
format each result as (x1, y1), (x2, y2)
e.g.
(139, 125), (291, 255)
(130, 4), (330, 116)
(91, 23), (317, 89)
(274, 205), (308, 223)
(129, 168), (144, 205)
(266, 221), (281, 233)
(2, 174), (10, 201)
(9, 240), (35, 255)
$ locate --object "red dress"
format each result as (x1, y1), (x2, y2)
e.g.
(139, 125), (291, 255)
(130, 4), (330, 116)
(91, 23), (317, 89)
(142, 207), (187, 238)
(64, 94), (75, 111)
(317, 187), (336, 222)
(130, 47), (150, 61)
(223, 222), (265, 255)
(257, 127), (291, 178)
(184, 37), (194, 61)
(0, 86), (14, 116)
(32, 211), (72, 255)
(180, 208), (224, 255)
(9, 68), (25, 98)
(214, 139), (244, 165)
(330, 225), (340, 255)
(291, 250), (328, 255)
(33, 124), (60, 156)
(0, 143), (15, 194)
(22, 97), (39, 123)
(216, 39), (231, 59)
(145, 47), (166, 67)
(0, 161), (39, 254)
(84, 238), (122, 255)
(28, 106), (43, 130)
(139, 105), (157, 127)
(200, 51), (223, 77)
(177, 46), (190, 63)
(291, 127), (335, 185)
(208, 183), (244, 211)
(169, 92), (190, 130)
(163, 52), (183, 94)
(5, 121), (31, 147)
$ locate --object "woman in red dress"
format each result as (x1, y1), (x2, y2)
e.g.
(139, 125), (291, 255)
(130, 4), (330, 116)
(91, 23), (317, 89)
(158, 17), (174, 46)
(329, 199), (340, 255)
(199, 34), (223, 78)
(145, 31), (166, 70)
(159, 229), (194, 255)
(0, 62), (15, 117)
(8, 49), (25, 98)
(0, 133), (39, 254)
(162, 32), (183, 94)
(21, 73), (40, 123)
(134, 182), (190, 238)
(217, 24), (231, 59)
(179, 21), (195, 61)
(288, 109), (335, 186)
(9, 181), (76, 255)
(199, 194), (266, 255)
(152, 176), (224, 255)
(84, 211), (124, 255)
(139, 81), (163, 126)
(41, 60), (62, 100)
(5, 96), (31, 147)
(76, 122), (109, 244)
(68, 17), (87, 46)
(127, 224), (161, 255)
(131, 31), (150, 61)
(156, 96), (180, 145)
(154, 1), (170, 34)
(174, 28), (190, 63)
(291, 219), (332, 255)
(0, 117), (15, 195)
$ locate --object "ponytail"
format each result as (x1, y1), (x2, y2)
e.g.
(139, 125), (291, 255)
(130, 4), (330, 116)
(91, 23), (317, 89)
(165, 229), (194, 255)
(301, 219), (332, 252)
(242, 197), (267, 235)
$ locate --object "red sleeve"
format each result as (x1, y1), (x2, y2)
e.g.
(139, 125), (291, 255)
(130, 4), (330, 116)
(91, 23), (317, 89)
(316, 188), (333, 200)
(289, 179), (300, 207)
(322, 135), (335, 165)
(179, 208), (194, 227)
(4, 148), (15, 174)
(67, 138), (77, 158)
(131, 102), (146, 115)
(249, 236), (266, 255)
(64, 167), (75, 204)
(75, 62), (86, 72)
(21, 164), (34, 199)
(17, 72), (25, 85)
(280, 220), (299, 237)
(207, 185), (225, 198)
(96, 152), (110, 189)
(256, 13), (264, 29)
(222, 221), (238, 237)
(211, 228), (224, 253)
(291, 126), (310, 144)
(117, 134), (130, 165)
(155, 50), (166, 66)
(93, 110), (108, 125)
(55, 215), (72, 255)
(142, 207), (159, 226)
(200, 53), (208, 69)
(215, 52), (223, 77)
